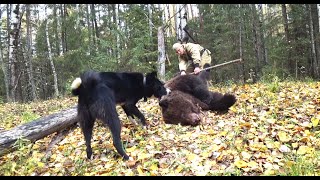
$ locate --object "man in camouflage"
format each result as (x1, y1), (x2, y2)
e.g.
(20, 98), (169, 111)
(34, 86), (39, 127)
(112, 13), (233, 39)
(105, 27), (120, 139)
(172, 42), (212, 75)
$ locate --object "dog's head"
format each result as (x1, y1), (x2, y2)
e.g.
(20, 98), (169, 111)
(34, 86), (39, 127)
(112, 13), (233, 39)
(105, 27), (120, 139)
(145, 71), (170, 99)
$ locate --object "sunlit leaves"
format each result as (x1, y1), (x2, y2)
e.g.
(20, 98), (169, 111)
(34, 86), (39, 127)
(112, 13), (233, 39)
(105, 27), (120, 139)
(1, 81), (320, 175)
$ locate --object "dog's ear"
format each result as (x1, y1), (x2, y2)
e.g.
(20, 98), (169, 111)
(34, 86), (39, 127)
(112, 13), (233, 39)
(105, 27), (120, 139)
(150, 71), (157, 78)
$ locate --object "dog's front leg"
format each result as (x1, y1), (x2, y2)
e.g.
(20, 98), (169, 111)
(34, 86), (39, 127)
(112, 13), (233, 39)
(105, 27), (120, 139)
(121, 105), (138, 125)
(127, 104), (147, 127)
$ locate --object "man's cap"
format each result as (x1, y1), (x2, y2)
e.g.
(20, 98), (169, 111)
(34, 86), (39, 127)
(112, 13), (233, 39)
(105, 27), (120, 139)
(172, 43), (182, 51)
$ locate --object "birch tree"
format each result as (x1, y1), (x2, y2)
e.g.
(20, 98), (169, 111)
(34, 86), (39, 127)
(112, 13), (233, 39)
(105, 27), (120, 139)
(308, 4), (318, 78)
(251, 4), (264, 76)
(281, 4), (292, 76)
(8, 4), (20, 102)
(45, 6), (59, 98)
(0, 6), (9, 101)
(25, 4), (37, 101)
(86, 4), (92, 55)
(157, 26), (166, 81)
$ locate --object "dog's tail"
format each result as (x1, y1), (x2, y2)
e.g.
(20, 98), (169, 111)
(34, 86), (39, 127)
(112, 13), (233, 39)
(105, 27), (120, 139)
(208, 92), (236, 112)
(71, 71), (100, 96)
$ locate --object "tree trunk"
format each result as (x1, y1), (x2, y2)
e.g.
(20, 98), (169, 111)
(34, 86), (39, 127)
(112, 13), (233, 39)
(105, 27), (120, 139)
(60, 4), (66, 53)
(257, 4), (266, 65)
(189, 4), (194, 20)
(53, 4), (61, 56)
(90, 4), (97, 50)
(176, 4), (187, 40)
(45, 7), (59, 98)
(0, 106), (78, 156)
(251, 4), (263, 78)
(281, 4), (293, 77)
(25, 4), (37, 101)
(9, 4), (22, 102)
(310, 4), (320, 79)
(116, 4), (120, 61)
(181, 5), (187, 40)
(0, 6), (10, 102)
(148, 4), (153, 39)
(166, 4), (173, 37)
(239, 4), (246, 84)
(86, 4), (92, 55)
(308, 4), (319, 78)
(157, 26), (166, 81)
(175, 4), (180, 39)
(92, 4), (99, 49)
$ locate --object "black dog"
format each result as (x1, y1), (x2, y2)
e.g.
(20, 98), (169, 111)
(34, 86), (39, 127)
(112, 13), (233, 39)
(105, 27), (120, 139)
(71, 70), (168, 160)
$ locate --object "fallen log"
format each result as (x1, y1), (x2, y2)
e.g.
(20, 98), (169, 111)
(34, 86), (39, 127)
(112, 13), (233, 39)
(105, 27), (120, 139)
(0, 106), (78, 156)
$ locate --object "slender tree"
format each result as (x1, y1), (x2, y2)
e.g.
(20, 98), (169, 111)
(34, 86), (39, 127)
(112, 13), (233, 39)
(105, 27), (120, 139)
(0, 6), (10, 101)
(45, 6), (59, 98)
(158, 26), (166, 81)
(25, 4), (37, 101)
(308, 4), (318, 78)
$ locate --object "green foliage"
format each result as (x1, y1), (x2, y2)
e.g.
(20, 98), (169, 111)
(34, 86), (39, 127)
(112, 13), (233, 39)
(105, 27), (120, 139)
(3, 4), (320, 102)
(21, 111), (40, 123)
(260, 63), (292, 82)
(282, 152), (320, 176)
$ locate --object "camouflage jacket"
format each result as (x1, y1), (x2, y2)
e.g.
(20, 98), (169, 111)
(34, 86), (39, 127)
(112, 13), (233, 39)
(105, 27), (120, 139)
(178, 43), (208, 71)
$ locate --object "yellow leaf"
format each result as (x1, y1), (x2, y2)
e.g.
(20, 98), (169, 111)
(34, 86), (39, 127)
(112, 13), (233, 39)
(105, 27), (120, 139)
(311, 117), (319, 127)
(137, 165), (144, 176)
(291, 142), (299, 148)
(265, 141), (274, 149)
(264, 169), (275, 175)
(266, 118), (276, 124)
(286, 124), (295, 129)
(285, 161), (295, 167)
(175, 165), (184, 173)
(220, 131), (228, 136)
(125, 146), (136, 153)
(247, 161), (258, 168)
(229, 106), (237, 113)
(187, 153), (197, 161)
(241, 151), (252, 161)
(149, 163), (158, 171)
(277, 131), (291, 142)
(58, 145), (64, 151)
(234, 160), (248, 168)
(297, 146), (308, 155)
(201, 151), (211, 158)
(240, 122), (251, 129)
(138, 153), (151, 160)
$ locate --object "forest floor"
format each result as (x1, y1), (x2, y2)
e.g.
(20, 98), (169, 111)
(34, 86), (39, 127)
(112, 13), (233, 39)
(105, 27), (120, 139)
(0, 81), (320, 176)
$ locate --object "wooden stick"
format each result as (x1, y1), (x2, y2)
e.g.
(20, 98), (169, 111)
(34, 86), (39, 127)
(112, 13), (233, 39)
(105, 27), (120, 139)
(190, 58), (243, 75)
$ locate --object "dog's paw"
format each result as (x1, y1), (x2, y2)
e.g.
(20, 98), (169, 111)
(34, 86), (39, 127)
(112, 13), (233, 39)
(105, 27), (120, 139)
(128, 116), (138, 126)
(141, 124), (148, 130)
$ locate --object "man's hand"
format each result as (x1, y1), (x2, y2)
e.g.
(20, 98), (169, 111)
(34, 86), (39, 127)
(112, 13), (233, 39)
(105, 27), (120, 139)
(194, 67), (201, 74)
(180, 71), (186, 76)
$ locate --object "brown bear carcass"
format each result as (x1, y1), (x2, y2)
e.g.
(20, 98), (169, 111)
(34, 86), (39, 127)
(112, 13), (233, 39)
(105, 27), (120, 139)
(159, 71), (236, 126)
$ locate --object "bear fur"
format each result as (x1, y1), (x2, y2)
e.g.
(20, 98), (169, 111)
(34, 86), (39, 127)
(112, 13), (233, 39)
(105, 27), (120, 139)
(160, 71), (236, 126)
(159, 90), (209, 126)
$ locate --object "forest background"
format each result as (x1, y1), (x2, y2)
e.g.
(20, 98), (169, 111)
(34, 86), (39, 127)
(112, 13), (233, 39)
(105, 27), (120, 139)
(1, 4), (320, 103)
